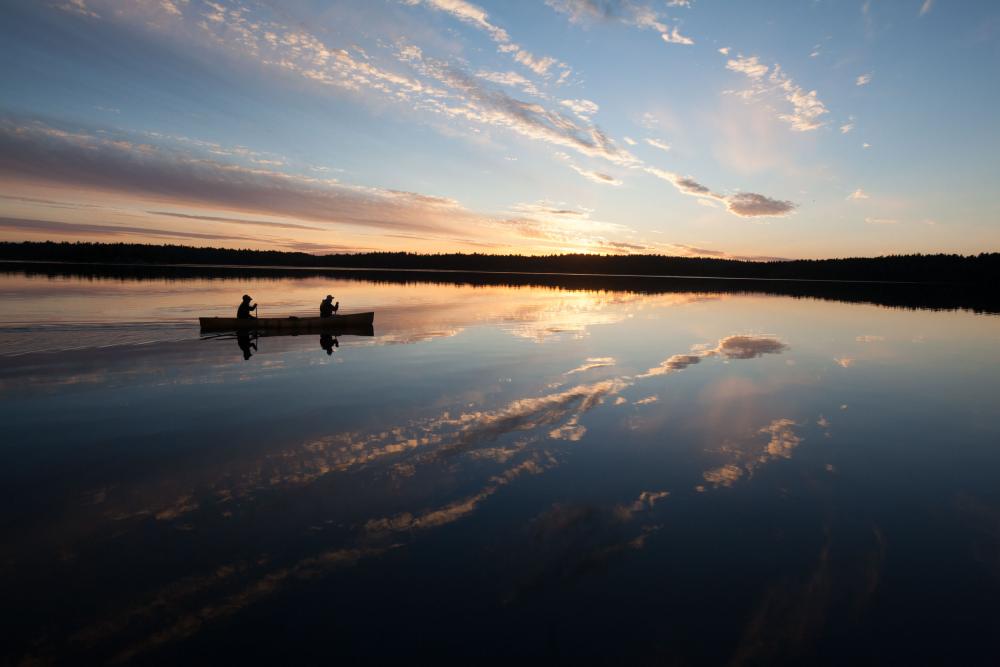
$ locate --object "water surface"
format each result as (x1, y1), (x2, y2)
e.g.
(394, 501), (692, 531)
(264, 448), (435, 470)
(2, 268), (999, 664)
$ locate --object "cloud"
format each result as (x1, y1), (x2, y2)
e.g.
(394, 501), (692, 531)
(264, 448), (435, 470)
(569, 164), (622, 185)
(919, 0), (933, 16)
(633, 395), (658, 405)
(403, 0), (510, 42)
(0, 120), (482, 236)
(666, 243), (788, 261)
(644, 138), (671, 153)
(718, 47), (730, 55)
(509, 48), (559, 76)
(475, 70), (539, 96)
(0, 215), (377, 253)
(726, 55), (768, 80)
(42, 2), (800, 248)
(407, 0), (569, 77)
(546, 0), (694, 45)
(623, 136), (637, 145)
(725, 192), (796, 217)
(865, 217), (897, 225)
(856, 73), (872, 86)
(771, 65), (828, 131)
(660, 25), (694, 45)
(147, 211), (325, 231)
(840, 122), (855, 134)
(847, 188), (869, 200)
(404, 55), (638, 165)
(104, 1), (617, 172)
(643, 167), (719, 198)
(643, 167), (795, 218)
(863, 142), (872, 149)
(560, 98), (600, 119)
(726, 57), (828, 132)
(58, 0), (99, 18)
(0, 216), (258, 242)
(500, 202), (641, 251)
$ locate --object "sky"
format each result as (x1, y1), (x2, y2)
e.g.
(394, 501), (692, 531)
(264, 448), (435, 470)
(0, 0), (998, 259)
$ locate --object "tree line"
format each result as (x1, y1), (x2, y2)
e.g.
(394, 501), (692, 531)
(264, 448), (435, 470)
(2, 241), (998, 283)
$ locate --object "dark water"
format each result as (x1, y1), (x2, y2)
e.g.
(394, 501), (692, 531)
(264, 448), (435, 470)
(2, 268), (999, 664)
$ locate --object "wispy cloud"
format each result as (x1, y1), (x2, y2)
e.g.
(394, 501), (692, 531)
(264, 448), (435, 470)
(58, 0), (99, 18)
(400, 50), (638, 165)
(644, 137), (671, 153)
(560, 98), (600, 119)
(146, 211), (325, 231)
(725, 54), (829, 131)
(502, 201), (643, 252)
(856, 73), (872, 86)
(847, 188), (869, 200)
(0, 216), (258, 242)
(666, 244), (789, 261)
(0, 120), (476, 235)
(660, 25), (694, 45)
(919, 0), (934, 17)
(865, 217), (897, 225)
(475, 69), (540, 96)
(726, 55), (768, 80)
(569, 164), (622, 185)
(546, 0), (694, 45)
(38, 1), (796, 236)
(643, 167), (796, 218)
(406, 0), (570, 77)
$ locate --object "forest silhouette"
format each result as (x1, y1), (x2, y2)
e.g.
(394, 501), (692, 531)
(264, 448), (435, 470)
(2, 241), (998, 284)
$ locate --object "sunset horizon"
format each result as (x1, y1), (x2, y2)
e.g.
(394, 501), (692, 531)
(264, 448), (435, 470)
(3, 1), (997, 260)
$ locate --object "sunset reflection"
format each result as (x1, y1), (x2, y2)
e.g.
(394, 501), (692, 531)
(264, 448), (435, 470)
(2, 273), (1000, 664)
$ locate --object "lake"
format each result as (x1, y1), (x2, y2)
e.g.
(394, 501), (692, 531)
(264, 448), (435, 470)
(2, 265), (999, 664)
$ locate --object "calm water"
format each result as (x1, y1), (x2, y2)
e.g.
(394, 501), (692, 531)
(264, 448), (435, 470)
(2, 268), (1000, 664)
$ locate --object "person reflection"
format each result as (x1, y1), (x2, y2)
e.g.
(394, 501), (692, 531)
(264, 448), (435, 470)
(320, 333), (339, 355)
(237, 330), (258, 360)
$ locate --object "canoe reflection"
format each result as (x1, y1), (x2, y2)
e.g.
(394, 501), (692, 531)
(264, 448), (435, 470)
(202, 325), (373, 360)
(320, 333), (339, 355)
(236, 330), (258, 361)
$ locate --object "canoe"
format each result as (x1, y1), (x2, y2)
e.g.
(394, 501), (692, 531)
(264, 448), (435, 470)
(199, 312), (374, 332)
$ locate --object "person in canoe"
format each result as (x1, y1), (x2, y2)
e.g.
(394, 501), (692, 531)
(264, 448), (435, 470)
(237, 294), (257, 319)
(320, 294), (339, 318)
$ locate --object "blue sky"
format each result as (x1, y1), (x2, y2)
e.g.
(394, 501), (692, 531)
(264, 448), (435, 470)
(0, 0), (998, 258)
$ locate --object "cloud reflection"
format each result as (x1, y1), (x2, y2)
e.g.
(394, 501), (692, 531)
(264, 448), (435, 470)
(701, 418), (804, 490)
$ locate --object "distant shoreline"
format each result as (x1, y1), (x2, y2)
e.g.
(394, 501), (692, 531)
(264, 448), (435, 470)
(1, 241), (998, 284)
(0, 258), (930, 286)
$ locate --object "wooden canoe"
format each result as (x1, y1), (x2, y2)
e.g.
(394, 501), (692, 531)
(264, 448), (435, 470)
(199, 312), (374, 332)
